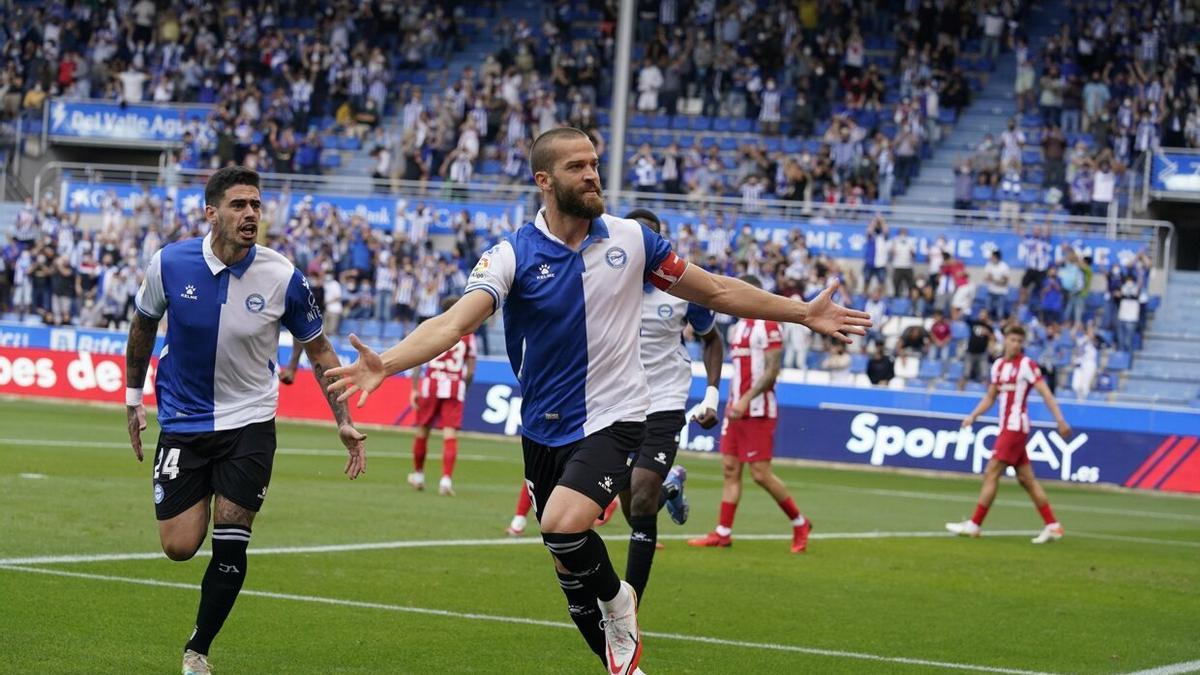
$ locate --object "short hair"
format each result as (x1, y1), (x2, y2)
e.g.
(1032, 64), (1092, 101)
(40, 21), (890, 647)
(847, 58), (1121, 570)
(1003, 324), (1027, 338)
(530, 127), (591, 175)
(739, 274), (762, 289)
(205, 166), (260, 207)
(623, 208), (661, 233)
(991, 250), (1002, 260)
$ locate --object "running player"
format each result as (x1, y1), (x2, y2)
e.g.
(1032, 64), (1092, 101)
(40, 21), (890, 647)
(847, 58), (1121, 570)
(688, 275), (813, 553)
(124, 166), (367, 675)
(325, 127), (870, 673)
(407, 296), (476, 496)
(946, 324), (1073, 543)
(618, 207), (722, 603)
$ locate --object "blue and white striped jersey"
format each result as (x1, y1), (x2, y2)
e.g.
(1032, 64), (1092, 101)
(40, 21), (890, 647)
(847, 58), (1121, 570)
(136, 235), (323, 433)
(465, 210), (686, 446)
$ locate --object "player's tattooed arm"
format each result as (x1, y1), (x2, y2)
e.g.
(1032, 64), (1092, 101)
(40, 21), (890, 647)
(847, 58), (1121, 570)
(303, 334), (352, 427)
(125, 312), (160, 389)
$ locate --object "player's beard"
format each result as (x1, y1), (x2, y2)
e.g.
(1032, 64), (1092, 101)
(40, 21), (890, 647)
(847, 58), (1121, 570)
(553, 178), (604, 220)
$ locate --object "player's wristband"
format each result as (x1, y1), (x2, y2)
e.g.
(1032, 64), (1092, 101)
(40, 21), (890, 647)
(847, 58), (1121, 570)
(126, 387), (144, 407)
(701, 386), (720, 414)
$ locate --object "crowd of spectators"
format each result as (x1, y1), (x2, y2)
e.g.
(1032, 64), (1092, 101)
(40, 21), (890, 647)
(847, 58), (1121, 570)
(956, 0), (1200, 217)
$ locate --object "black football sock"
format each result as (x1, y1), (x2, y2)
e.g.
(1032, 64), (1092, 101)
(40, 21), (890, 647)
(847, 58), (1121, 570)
(624, 515), (658, 604)
(185, 524), (250, 655)
(556, 571), (607, 665)
(658, 481), (678, 511)
(542, 530), (621, 602)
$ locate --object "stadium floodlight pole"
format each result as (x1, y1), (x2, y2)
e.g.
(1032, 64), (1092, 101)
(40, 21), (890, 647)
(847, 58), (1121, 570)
(605, 0), (636, 212)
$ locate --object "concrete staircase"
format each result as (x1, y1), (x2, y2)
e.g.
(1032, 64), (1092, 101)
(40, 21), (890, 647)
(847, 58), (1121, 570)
(1116, 271), (1200, 406)
(895, 2), (1066, 208)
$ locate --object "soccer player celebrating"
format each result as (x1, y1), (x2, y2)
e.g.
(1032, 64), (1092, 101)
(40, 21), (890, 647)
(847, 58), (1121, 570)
(407, 296), (476, 496)
(325, 127), (870, 674)
(124, 167), (367, 675)
(688, 275), (813, 554)
(619, 207), (723, 603)
(946, 324), (1073, 543)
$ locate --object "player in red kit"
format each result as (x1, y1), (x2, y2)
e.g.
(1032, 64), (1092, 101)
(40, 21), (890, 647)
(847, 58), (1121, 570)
(408, 297), (476, 495)
(946, 324), (1073, 543)
(688, 275), (813, 553)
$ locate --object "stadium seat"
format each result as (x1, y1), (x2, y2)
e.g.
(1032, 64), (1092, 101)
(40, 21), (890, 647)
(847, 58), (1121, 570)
(850, 354), (868, 374)
(806, 351), (825, 369)
(689, 116), (713, 132)
(950, 321), (969, 341)
(383, 322), (406, 339)
(890, 297), (912, 316)
(1107, 351), (1132, 371)
(946, 361), (964, 380)
(894, 356), (920, 380)
(918, 359), (944, 379)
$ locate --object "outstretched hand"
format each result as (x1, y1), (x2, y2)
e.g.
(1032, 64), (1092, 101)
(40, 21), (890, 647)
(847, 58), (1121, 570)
(324, 334), (386, 408)
(805, 279), (872, 343)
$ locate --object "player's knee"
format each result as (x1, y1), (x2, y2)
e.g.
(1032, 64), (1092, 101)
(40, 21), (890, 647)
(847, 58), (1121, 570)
(629, 490), (658, 517)
(749, 465), (771, 485)
(721, 463), (740, 481)
(162, 539), (202, 561)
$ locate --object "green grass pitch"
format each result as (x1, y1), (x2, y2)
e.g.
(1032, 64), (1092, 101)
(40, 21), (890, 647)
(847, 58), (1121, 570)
(1, 399), (1197, 674)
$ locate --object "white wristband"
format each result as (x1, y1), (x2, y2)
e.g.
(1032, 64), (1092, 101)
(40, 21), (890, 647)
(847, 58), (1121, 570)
(701, 385), (720, 414)
(126, 387), (144, 407)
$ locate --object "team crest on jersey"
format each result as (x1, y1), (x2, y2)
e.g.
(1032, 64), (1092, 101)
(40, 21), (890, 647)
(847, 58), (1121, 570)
(180, 284), (198, 300)
(536, 263), (556, 280)
(245, 293), (266, 313)
(153, 483), (164, 504)
(657, 304), (673, 318)
(605, 246), (628, 269)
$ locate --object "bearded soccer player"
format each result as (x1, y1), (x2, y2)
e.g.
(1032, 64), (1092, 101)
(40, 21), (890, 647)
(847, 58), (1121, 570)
(407, 296), (476, 496)
(688, 275), (813, 553)
(124, 166), (367, 675)
(946, 324), (1072, 543)
(324, 127), (870, 673)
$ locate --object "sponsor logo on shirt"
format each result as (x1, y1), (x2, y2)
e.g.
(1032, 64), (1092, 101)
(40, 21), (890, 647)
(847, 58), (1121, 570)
(245, 293), (266, 313)
(180, 284), (198, 300)
(536, 263), (556, 281)
(605, 246), (628, 269)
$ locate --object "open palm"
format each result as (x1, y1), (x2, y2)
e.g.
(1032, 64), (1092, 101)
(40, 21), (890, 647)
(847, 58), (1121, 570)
(325, 334), (387, 408)
(805, 279), (872, 343)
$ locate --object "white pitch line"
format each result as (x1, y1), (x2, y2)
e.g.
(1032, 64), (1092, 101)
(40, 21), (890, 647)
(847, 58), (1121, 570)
(6, 436), (1196, 522)
(1123, 660), (1200, 675)
(0, 564), (1053, 675)
(0, 530), (1039, 566)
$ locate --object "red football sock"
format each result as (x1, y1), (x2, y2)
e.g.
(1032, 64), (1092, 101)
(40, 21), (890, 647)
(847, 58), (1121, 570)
(442, 438), (458, 478)
(412, 437), (427, 472)
(718, 501), (738, 530)
(971, 503), (989, 526)
(515, 485), (533, 517)
(1037, 502), (1057, 525)
(778, 497), (801, 521)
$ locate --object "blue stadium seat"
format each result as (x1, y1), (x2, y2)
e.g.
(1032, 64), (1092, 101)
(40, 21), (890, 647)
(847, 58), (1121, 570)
(890, 297), (912, 316)
(712, 117), (731, 132)
(320, 151), (341, 169)
(340, 319), (362, 336)
(935, 379), (959, 391)
(648, 114), (670, 130)
(718, 137), (738, 151)
(630, 114), (650, 128)
(670, 115), (690, 130)
(806, 351), (824, 369)
(731, 118), (753, 133)
(478, 159), (502, 175)
(383, 322), (406, 339)
(950, 321), (969, 340)
(1107, 351), (1132, 371)
(1021, 149), (1042, 166)
(918, 359), (943, 379)
(972, 185), (994, 201)
(689, 116), (713, 132)
(337, 136), (361, 151)
(782, 137), (803, 153)
(946, 361), (964, 380)
(850, 354), (869, 374)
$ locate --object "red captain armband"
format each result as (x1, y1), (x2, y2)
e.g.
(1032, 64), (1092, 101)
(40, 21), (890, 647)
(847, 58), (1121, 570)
(648, 252), (688, 291)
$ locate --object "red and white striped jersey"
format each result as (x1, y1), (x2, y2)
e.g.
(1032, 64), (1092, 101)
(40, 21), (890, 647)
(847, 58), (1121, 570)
(728, 319), (783, 419)
(990, 354), (1042, 433)
(418, 334), (477, 401)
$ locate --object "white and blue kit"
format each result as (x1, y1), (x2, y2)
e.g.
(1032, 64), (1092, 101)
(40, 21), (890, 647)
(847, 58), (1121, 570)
(135, 234), (323, 518)
(465, 210), (687, 508)
(635, 286), (716, 475)
(136, 235), (323, 433)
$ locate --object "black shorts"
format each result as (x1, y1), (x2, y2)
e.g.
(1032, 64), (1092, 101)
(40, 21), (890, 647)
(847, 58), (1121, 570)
(1021, 269), (1046, 291)
(521, 421), (645, 518)
(151, 420), (277, 521)
(634, 410), (686, 478)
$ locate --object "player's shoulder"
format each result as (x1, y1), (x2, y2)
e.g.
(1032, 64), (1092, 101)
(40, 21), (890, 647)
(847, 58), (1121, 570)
(250, 244), (301, 280)
(159, 237), (203, 263)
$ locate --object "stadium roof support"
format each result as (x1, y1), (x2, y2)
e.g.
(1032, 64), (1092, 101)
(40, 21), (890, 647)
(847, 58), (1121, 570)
(605, 0), (635, 206)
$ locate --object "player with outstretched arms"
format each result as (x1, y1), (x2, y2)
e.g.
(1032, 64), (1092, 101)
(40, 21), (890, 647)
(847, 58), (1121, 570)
(324, 127), (870, 674)
(946, 324), (1073, 543)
